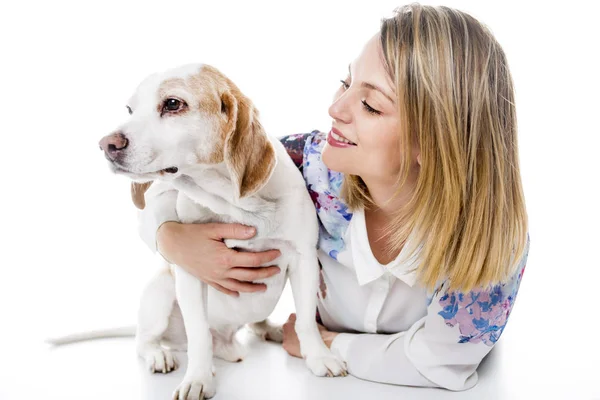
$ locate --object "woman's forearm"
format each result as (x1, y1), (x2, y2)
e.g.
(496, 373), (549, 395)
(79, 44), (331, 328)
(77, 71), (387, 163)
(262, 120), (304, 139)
(137, 185), (179, 252)
(156, 221), (181, 263)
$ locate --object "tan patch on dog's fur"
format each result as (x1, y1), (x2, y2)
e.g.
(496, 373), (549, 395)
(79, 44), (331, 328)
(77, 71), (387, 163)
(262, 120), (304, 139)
(187, 66), (229, 164)
(195, 66), (276, 198)
(131, 182), (153, 210)
(173, 64), (276, 198)
(225, 108), (276, 198)
(158, 78), (184, 99)
(156, 79), (190, 117)
(129, 65), (276, 209)
(158, 70), (225, 164)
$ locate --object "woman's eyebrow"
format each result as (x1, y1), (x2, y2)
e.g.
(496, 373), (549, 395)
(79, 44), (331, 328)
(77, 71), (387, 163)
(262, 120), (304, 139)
(348, 64), (396, 104)
(361, 82), (395, 104)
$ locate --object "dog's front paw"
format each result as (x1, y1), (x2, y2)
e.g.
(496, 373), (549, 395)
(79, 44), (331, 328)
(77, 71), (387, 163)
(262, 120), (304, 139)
(305, 353), (348, 377)
(173, 373), (216, 400)
(145, 348), (178, 374)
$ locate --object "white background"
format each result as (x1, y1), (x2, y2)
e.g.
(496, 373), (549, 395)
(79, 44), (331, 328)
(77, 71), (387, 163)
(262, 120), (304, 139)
(1, 0), (599, 399)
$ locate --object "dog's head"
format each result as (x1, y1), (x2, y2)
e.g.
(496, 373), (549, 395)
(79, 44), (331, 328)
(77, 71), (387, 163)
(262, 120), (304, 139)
(99, 63), (276, 209)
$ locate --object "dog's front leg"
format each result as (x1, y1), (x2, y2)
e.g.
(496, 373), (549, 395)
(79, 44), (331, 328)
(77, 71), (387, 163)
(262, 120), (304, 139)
(173, 265), (216, 400)
(289, 251), (347, 377)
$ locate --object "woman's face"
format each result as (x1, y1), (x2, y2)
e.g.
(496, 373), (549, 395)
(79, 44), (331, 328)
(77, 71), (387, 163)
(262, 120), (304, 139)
(323, 34), (417, 187)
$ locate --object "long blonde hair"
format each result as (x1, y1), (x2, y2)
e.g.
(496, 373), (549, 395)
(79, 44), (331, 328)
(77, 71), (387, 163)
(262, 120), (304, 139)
(341, 3), (529, 292)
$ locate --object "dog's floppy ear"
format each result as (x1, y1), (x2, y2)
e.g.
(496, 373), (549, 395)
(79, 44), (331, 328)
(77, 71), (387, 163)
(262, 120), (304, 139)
(131, 181), (153, 209)
(221, 90), (276, 199)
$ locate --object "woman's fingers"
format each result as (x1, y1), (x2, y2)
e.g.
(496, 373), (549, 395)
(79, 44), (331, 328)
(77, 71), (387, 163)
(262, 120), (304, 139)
(231, 249), (282, 267)
(221, 278), (267, 293)
(209, 282), (239, 297)
(228, 266), (281, 281)
(205, 223), (257, 240)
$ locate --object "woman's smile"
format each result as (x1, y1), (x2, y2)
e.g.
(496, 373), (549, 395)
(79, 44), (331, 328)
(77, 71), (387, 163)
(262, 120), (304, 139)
(327, 128), (357, 148)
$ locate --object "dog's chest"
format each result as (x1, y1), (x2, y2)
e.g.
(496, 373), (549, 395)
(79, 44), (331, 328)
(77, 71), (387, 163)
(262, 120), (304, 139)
(176, 192), (220, 224)
(175, 191), (295, 326)
(175, 190), (272, 225)
(175, 191), (285, 251)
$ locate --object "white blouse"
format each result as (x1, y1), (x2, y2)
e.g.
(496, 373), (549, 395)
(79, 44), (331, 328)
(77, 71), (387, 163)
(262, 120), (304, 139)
(139, 130), (530, 391)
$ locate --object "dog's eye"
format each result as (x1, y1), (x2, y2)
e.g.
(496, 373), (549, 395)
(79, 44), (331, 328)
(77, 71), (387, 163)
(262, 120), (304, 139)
(126, 105), (133, 115)
(163, 98), (183, 112)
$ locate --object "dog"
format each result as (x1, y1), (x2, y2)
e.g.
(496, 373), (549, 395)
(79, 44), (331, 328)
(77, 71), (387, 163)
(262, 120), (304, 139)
(50, 63), (346, 399)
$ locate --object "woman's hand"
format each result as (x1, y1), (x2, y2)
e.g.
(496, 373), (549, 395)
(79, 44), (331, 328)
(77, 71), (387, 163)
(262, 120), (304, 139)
(157, 221), (281, 296)
(282, 313), (339, 358)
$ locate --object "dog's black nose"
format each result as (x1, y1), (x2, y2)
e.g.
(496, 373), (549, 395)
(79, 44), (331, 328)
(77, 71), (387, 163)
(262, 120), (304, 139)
(99, 132), (129, 161)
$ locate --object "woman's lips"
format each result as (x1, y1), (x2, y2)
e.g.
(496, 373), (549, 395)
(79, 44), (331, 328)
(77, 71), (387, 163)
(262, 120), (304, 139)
(327, 128), (357, 148)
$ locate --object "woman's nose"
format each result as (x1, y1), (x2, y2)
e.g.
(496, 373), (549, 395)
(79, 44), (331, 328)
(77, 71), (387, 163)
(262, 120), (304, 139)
(328, 92), (352, 124)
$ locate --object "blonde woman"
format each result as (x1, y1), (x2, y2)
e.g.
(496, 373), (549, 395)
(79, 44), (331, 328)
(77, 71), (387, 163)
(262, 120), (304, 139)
(142, 4), (529, 391)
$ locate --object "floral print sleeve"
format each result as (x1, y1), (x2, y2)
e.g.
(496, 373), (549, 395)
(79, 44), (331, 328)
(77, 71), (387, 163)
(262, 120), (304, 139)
(334, 237), (530, 390)
(280, 130), (353, 260)
(279, 133), (312, 173)
(301, 131), (352, 260)
(431, 234), (530, 346)
(399, 235), (531, 388)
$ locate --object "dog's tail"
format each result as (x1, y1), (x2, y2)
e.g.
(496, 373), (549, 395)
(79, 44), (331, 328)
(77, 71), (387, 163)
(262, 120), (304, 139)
(45, 325), (137, 346)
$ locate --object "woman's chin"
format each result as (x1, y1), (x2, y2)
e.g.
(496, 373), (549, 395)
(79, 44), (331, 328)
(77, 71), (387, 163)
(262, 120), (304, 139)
(322, 144), (353, 174)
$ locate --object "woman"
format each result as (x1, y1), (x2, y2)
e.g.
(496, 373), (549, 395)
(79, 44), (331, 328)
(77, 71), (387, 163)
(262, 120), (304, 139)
(140, 4), (529, 391)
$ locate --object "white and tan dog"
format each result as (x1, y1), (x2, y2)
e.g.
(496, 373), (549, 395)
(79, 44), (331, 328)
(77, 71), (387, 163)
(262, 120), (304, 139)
(51, 63), (346, 399)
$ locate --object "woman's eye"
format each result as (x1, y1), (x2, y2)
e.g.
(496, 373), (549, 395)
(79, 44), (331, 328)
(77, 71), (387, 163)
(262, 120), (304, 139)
(126, 105), (133, 115)
(340, 79), (350, 90)
(361, 100), (381, 115)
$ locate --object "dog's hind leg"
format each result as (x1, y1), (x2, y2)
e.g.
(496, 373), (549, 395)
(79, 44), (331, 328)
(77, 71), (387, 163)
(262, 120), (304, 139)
(161, 303), (187, 351)
(248, 319), (284, 343)
(212, 325), (247, 362)
(136, 265), (179, 374)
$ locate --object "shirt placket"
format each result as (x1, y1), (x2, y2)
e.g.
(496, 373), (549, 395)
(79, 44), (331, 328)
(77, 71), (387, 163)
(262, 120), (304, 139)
(363, 271), (393, 333)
